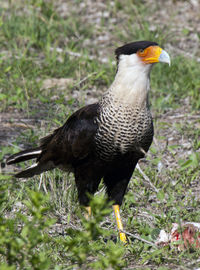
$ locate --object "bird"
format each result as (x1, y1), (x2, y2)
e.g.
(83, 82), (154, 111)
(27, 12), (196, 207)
(5, 41), (170, 243)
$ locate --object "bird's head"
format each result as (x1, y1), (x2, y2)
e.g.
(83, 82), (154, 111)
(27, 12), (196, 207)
(109, 41), (170, 104)
(115, 41), (170, 72)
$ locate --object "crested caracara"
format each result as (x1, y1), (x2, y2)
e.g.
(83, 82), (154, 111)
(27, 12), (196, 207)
(5, 41), (170, 243)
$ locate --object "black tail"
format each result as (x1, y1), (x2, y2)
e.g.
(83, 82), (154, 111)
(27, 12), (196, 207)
(5, 147), (55, 178)
(6, 147), (42, 165)
(14, 161), (54, 178)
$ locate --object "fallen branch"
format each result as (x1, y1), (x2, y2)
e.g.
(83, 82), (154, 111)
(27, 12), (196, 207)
(136, 164), (159, 193)
(121, 230), (157, 247)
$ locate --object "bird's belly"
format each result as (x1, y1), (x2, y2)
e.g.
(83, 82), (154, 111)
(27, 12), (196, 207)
(95, 111), (153, 161)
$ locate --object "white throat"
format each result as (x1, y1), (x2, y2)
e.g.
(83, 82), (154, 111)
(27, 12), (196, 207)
(108, 54), (152, 106)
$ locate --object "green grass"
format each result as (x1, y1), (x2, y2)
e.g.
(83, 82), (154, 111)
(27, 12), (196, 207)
(0, 0), (200, 269)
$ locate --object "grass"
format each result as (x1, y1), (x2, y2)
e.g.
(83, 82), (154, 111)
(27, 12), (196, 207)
(0, 0), (200, 269)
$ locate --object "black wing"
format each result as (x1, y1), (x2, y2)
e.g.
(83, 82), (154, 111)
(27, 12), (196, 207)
(38, 103), (100, 167)
(6, 103), (100, 178)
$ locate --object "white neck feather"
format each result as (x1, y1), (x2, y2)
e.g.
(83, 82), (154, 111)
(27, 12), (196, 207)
(108, 54), (152, 106)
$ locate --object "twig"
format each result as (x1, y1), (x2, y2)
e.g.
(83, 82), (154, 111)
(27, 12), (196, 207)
(74, 72), (97, 87)
(121, 230), (157, 247)
(38, 174), (43, 190)
(136, 164), (159, 193)
(50, 47), (95, 60)
(7, 142), (24, 150)
(168, 114), (200, 120)
(49, 47), (111, 64)
(42, 175), (48, 194)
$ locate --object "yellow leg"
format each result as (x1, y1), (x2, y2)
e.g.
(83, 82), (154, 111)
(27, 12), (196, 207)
(113, 204), (127, 244)
(85, 206), (91, 219)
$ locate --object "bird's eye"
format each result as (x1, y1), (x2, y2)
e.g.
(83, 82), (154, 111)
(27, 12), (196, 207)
(137, 48), (147, 57)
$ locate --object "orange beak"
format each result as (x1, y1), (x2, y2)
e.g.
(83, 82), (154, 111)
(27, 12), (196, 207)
(137, 46), (170, 65)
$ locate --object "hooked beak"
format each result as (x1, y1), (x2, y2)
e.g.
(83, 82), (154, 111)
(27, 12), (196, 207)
(138, 46), (171, 66)
(159, 49), (171, 66)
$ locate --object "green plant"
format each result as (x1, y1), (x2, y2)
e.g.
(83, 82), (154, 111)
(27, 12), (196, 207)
(0, 186), (55, 269)
(59, 195), (125, 269)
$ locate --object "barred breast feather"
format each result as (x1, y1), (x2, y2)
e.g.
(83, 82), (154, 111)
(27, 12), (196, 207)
(95, 93), (154, 161)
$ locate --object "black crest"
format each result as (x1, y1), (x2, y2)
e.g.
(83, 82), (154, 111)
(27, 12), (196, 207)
(115, 41), (158, 61)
